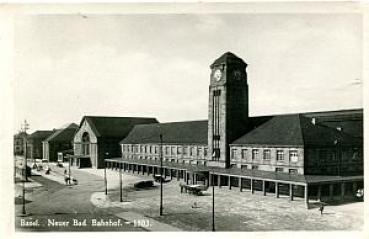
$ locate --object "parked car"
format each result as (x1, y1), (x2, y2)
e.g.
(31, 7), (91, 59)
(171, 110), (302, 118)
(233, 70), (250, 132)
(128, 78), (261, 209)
(134, 180), (154, 188)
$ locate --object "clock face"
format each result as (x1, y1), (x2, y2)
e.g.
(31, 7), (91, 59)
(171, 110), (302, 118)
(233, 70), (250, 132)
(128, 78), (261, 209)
(213, 69), (222, 81)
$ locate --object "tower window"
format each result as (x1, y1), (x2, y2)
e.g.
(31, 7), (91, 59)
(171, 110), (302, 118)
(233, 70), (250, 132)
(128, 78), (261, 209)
(212, 148), (220, 159)
(213, 90), (221, 96)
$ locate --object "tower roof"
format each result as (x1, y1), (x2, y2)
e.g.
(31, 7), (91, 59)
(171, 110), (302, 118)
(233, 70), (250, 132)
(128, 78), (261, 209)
(210, 52), (247, 68)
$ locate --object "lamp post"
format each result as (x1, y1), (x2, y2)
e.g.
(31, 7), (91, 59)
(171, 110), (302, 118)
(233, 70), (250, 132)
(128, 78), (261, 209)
(21, 120), (29, 215)
(119, 162), (123, 202)
(159, 133), (163, 216)
(104, 152), (109, 195)
(212, 168), (215, 231)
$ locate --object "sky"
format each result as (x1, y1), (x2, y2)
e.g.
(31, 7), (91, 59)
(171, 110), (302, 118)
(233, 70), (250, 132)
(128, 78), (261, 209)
(14, 13), (362, 133)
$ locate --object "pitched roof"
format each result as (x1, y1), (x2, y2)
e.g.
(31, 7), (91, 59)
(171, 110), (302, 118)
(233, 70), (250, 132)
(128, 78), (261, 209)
(232, 114), (304, 146)
(210, 52), (247, 68)
(302, 109), (363, 138)
(28, 130), (54, 140)
(120, 120), (209, 145)
(232, 114), (362, 147)
(44, 123), (79, 143)
(80, 116), (158, 139)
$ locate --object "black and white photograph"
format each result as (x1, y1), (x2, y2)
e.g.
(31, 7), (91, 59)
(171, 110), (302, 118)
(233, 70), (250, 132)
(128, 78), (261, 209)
(0, 1), (367, 237)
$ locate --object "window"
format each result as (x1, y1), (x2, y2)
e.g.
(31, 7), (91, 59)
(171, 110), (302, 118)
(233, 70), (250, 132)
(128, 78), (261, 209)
(198, 148), (202, 156)
(275, 167), (284, 173)
(155, 146), (158, 154)
(81, 132), (90, 155)
(214, 90), (221, 96)
(263, 149), (271, 160)
(183, 146), (188, 155)
(289, 150), (298, 162)
(177, 147), (182, 154)
(252, 149), (259, 160)
(140, 145), (144, 153)
(165, 146), (169, 155)
(213, 148), (220, 159)
(276, 150), (284, 161)
(231, 149), (237, 159)
(289, 169), (298, 175)
(171, 146), (175, 155)
(352, 148), (360, 161)
(149, 145), (152, 154)
(241, 149), (247, 159)
(204, 148), (208, 156)
(251, 165), (258, 170)
(241, 165), (248, 170)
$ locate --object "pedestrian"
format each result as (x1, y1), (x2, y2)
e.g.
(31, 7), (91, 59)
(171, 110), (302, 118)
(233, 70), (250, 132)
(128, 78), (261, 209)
(64, 170), (70, 185)
(319, 203), (325, 215)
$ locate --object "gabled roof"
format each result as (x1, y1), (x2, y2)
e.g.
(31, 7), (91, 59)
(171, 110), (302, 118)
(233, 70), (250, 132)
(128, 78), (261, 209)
(44, 123), (79, 143)
(120, 120), (209, 145)
(210, 52), (247, 68)
(232, 114), (362, 147)
(80, 116), (158, 139)
(28, 130), (54, 140)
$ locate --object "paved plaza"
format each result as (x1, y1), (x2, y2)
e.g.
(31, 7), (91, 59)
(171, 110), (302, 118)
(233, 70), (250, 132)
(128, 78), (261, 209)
(15, 162), (363, 231)
(86, 166), (364, 231)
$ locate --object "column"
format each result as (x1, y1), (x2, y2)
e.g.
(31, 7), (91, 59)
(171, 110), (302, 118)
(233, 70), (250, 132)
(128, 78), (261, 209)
(163, 168), (166, 179)
(142, 165), (145, 175)
(239, 177), (242, 192)
(185, 172), (189, 184)
(208, 173), (211, 187)
(218, 175), (221, 188)
(177, 170), (180, 181)
(317, 185), (322, 201)
(262, 180), (266, 196)
(341, 182), (345, 201)
(132, 164), (135, 174)
(170, 169), (173, 180)
(192, 173), (195, 185)
(289, 184), (294, 201)
(329, 184), (334, 201)
(228, 176), (231, 190)
(304, 184), (309, 209)
(147, 165), (150, 176)
(275, 182), (279, 198)
(251, 179), (254, 194)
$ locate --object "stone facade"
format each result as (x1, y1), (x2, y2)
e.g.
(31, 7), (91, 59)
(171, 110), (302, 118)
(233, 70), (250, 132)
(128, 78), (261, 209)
(73, 119), (99, 167)
(230, 145), (304, 174)
(121, 143), (209, 166)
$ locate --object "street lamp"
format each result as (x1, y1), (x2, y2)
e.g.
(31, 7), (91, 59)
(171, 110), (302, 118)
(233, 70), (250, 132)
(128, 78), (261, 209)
(211, 168), (215, 231)
(159, 133), (163, 216)
(104, 152), (109, 195)
(21, 119), (29, 215)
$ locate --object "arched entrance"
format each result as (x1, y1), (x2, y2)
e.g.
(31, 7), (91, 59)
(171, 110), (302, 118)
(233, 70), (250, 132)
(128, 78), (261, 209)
(80, 132), (92, 168)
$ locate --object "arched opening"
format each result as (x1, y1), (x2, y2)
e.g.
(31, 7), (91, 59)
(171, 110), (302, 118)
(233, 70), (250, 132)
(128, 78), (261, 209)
(82, 132), (90, 155)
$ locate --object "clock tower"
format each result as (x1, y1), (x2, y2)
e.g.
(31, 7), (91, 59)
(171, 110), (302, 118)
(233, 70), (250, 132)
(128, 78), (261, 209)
(207, 52), (249, 168)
